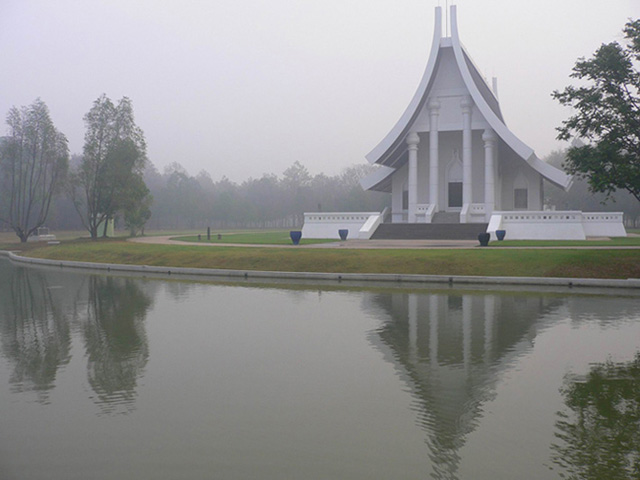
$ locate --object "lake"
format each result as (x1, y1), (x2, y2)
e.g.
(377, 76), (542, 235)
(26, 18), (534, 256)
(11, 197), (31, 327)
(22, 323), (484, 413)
(0, 258), (639, 479)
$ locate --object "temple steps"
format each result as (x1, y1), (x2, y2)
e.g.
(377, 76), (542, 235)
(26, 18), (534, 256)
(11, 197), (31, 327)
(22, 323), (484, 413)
(431, 212), (460, 224)
(370, 223), (489, 240)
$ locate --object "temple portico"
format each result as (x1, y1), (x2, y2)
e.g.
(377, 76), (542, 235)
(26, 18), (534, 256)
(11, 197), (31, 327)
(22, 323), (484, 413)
(301, 5), (626, 240)
(361, 5), (571, 225)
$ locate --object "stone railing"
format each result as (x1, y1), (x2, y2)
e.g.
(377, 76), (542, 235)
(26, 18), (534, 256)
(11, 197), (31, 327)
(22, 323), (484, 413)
(358, 213), (384, 239)
(488, 211), (626, 240)
(461, 203), (486, 223)
(415, 204), (435, 223)
(301, 211), (381, 239)
(582, 212), (626, 237)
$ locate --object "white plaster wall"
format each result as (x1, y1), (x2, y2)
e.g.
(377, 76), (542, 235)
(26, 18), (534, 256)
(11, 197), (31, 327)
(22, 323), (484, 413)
(488, 211), (627, 240)
(499, 154), (543, 211)
(437, 131), (461, 210)
(301, 213), (378, 239)
(416, 132), (430, 204)
(527, 167), (543, 210)
(471, 130), (485, 203)
(582, 213), (627, 237)
(489, 212), (586, 240)
(391, 163), (408, 221)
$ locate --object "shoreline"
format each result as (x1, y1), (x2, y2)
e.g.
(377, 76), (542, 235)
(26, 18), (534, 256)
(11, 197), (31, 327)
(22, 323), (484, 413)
(4, 249), (639, 291)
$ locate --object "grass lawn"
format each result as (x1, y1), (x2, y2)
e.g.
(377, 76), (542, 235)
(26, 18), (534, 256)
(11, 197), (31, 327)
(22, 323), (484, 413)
(172, 231), (337, 245)
(490, 236), (640, 247)
(6, 238), (640, 280)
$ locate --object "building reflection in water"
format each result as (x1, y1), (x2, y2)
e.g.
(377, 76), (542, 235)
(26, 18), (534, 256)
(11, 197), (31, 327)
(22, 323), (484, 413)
(0, 261), (153, 414)
(365, 291), (562, 480)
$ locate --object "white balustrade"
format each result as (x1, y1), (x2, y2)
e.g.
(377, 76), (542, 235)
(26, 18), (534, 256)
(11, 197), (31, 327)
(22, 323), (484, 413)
(487, 211), (626, 240)
(301, 211), (381, 239)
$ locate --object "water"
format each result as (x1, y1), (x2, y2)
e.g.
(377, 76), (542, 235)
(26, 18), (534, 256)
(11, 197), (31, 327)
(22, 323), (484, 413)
(0, 258), (639, 479)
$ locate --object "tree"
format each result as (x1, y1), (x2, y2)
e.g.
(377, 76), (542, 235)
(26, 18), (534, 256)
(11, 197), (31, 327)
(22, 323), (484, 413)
(0, 99), (69, 242)
(70, 95), (148, 239)
(553, 19), (640, 202)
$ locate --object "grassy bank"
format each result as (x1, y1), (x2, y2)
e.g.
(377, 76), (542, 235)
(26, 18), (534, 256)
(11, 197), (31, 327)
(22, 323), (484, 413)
(490, 237), (640, 247)
(6, 239), (640, 279)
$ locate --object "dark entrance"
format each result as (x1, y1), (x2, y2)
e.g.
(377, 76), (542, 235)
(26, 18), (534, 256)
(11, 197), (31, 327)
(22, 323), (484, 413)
(448, 182), (462, 208)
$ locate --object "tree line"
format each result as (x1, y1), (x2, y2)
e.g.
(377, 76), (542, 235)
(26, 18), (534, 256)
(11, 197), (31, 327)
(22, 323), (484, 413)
(141, 161), (388, 232)
(0, 95), (387, 241)
(0, 95), (149, 241)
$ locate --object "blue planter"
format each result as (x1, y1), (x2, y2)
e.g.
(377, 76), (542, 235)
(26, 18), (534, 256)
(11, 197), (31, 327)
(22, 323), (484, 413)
(478, 233), (490, 247)
(338, 229), (349, 241)
(496, 229), (506, 241)
(290, 231), (302, 245)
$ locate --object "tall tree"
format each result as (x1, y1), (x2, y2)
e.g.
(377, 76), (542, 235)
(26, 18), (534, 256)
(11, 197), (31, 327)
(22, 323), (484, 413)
(71, 95), (148, 239)
(553, 19), (640, 202)
(0, 99), (69, 242)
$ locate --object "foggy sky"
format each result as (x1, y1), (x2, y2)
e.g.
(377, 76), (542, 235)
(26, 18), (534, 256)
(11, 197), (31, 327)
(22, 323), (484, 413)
(1, 0), (639, 182)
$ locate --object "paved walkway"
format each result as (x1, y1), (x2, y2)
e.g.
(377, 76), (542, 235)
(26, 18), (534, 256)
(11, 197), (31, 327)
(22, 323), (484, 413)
(129, 235), (640, 250)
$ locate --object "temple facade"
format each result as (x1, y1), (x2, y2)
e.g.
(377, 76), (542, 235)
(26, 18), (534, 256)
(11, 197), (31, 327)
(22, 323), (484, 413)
(360, 5), (571, 224)
(301, 6), (626, 240)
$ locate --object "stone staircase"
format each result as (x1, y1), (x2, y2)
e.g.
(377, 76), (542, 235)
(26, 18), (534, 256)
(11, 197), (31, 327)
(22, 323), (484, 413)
(370, 222), (488, 240)
(431, 211), (460, 224)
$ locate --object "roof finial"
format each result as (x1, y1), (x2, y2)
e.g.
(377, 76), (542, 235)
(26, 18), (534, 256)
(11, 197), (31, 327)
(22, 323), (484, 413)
(445, 0), (449, 37)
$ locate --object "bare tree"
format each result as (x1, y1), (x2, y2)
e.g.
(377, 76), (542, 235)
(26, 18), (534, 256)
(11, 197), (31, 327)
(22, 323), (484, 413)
(0, 99), (69, 242)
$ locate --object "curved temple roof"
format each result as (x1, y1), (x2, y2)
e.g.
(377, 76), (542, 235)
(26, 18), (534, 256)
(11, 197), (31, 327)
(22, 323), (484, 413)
(362, 6), (572, 192)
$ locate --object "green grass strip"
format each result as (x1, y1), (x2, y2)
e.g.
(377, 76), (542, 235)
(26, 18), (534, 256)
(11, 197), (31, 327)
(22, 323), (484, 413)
(491, 237), (640, 247)
(11, 239), (640, 280)
(172, 232), (336, 245)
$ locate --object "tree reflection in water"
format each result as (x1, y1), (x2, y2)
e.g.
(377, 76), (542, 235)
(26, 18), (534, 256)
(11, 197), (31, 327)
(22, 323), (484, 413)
(551, 353), (640, 479)
(0, 260), (153, 415)
(0, 264), (71, 403)
(82, 276), (151, 415)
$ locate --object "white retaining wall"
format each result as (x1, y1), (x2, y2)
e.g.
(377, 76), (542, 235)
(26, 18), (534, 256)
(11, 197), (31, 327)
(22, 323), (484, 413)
(487, 211), (626, 240)
(303, 210), (627, 241)
(301, 212), (380, 239)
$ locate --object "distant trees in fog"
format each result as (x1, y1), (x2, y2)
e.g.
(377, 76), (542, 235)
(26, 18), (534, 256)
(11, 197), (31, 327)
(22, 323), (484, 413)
(545, 150), (640, 228)
(142, 160), (388, 231)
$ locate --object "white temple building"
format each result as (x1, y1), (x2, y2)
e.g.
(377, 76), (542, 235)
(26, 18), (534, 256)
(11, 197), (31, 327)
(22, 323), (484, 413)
(301, 5), (626, 240)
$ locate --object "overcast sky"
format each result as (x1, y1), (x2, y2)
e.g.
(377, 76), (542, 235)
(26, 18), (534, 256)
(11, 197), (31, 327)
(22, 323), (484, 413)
(1, 0), (639, 182)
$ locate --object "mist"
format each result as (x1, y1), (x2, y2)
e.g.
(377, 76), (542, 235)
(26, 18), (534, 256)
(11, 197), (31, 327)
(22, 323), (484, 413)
(1, 0), (639, 184)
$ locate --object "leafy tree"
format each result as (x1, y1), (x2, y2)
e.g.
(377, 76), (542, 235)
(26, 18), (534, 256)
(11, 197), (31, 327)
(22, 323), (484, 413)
(553, 19), (640, 202)
(70, 95), (148, 239)
(0, 99), (69, 242)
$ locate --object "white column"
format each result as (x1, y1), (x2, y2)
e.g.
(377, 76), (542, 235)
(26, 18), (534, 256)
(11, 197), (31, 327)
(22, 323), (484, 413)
(461, 96), (473, 210)
(428, 99), (440, 210)
(483, 129), (497, 221)
(406, 132), (420, 223)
